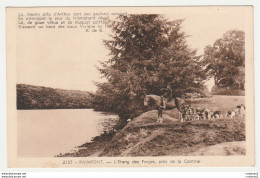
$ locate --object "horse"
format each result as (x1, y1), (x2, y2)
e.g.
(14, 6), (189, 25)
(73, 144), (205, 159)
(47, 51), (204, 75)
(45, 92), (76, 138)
(143, 94), (185, 123)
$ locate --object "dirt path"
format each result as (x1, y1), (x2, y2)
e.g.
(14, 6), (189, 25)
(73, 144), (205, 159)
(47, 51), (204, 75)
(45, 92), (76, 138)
(187, 141), (246, 156)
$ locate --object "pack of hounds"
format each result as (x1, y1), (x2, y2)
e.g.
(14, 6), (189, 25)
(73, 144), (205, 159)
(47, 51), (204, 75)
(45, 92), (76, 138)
(181, 104), (246, 122)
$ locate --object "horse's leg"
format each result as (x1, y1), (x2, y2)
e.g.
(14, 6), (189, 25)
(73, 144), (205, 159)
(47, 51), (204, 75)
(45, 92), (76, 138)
(159, 109), (163, 123)
(157, 107), (161, 123)
(177, 106), (184, 122)
(179, 111), (184, 122)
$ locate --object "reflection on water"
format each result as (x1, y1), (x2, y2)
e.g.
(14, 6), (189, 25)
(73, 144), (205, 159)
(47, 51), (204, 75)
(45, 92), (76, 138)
(17, 109), (118, 157)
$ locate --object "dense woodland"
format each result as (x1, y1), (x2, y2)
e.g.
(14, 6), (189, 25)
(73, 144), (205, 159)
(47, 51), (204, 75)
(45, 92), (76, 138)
(17, 84), (93, 109)
(17, 15), (245, 119)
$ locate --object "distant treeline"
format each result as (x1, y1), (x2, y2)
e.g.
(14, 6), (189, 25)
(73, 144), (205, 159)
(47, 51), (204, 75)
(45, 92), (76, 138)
(17, 84), (93, 109)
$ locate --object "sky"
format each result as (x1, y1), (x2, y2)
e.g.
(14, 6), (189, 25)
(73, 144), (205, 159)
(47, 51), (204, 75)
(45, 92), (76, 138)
(16, 7), (251, 92)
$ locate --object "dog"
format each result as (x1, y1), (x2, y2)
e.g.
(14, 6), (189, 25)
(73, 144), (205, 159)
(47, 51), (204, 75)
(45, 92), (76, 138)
(182, 105), (191, 121)
(226, 110), (236, 118)
(212, 111), (223, 119)
(182, 105), (201, 121)
(235, 104), (245, 118)
(195, 108), (206, 120)
(204, 108), (213, 120)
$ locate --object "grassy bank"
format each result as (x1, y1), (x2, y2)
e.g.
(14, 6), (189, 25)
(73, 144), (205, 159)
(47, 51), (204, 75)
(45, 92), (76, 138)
(58, 95), (246, 157)
(211, 85), (245, 96)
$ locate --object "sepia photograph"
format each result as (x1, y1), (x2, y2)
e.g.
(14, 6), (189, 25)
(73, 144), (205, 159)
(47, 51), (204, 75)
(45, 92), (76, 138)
(6, 6), (254, 167)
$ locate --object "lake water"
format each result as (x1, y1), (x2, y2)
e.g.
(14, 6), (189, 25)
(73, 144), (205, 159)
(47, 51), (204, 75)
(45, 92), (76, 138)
(17, 109), (119, 157)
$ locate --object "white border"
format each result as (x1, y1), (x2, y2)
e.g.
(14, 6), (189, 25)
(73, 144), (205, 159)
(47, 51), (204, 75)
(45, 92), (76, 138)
(0, 0), (259, 174)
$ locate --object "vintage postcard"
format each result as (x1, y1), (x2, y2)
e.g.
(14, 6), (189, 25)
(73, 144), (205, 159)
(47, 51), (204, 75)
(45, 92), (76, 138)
(7, 6), (254, 168)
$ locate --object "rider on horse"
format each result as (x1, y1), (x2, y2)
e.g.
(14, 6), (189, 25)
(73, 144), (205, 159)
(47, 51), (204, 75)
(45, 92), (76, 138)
(160, 84), (185, 122)
(161, 84), (173, 101)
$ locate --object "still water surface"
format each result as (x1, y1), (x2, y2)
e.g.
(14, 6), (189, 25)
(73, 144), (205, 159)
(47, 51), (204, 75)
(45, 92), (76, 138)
(17, 109), (118, 157)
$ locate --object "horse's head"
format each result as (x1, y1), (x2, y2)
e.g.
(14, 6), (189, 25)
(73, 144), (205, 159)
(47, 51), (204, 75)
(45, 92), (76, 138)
(144, 94), (160, 107)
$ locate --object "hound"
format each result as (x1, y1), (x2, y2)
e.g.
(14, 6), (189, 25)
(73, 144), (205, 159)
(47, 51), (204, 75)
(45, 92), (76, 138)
(212, 111), (223, 119)
(236, 104), (246, 118)
(182, 105), (192, 121)
(196, 108), (206, 120)
(182, 105), (200, 121)
(226, 110), (236, 118)
(204, 108), (213, 120)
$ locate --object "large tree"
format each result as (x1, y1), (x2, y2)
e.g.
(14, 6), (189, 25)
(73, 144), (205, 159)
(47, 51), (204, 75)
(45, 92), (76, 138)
(94, 15), (206, 119)
(203, 30), (245, 89)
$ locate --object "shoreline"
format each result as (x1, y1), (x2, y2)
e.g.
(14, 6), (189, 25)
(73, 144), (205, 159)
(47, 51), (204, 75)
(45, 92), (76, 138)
(57, 95), (245, 157)
(58, 111), (245, 157)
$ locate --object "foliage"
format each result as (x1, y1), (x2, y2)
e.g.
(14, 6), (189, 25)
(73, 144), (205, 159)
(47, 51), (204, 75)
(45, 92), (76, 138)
(94, 15), (206, 119)
(17, 84), (93, 109)
(202, 30), (245, 89)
